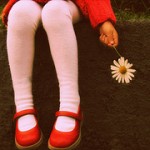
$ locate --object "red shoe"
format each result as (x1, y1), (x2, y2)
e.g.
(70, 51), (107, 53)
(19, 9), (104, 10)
(48, 108), (83, 150)
(13, 109), (43, 150)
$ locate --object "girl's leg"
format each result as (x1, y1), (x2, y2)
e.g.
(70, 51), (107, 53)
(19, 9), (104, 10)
(7, 0), (42, 131)
(42, 0), (81, 132)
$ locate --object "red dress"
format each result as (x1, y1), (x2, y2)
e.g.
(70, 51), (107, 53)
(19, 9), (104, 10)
(2, 0), (116, 28)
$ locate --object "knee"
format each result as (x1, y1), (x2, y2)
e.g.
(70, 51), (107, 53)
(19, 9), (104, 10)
(42, 1), (72, 29)
(8, 1), (41, 30)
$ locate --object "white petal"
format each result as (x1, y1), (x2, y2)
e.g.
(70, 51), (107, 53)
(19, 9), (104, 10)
(118, 58), (122, 66)
(116, 73), (121, 80)
(127, 72), (135, 78)
(126, 73), (132, 81)
(113, 60), (120, 67)
(111, 65), (119, 71)
(127, 68), (136, 73)
(121, 75), (125, 83)
(112, 73), (119, 78)
(124, 59), (128, 66)
(118, 57), (124, 66)
(118, 75), (122, 83)
(116, 74), (123, 83)
(111, 70), (119, 74)
(125, 75), (130, 83)
(121, 57), (125, 65)
(126, 63), (133, 69)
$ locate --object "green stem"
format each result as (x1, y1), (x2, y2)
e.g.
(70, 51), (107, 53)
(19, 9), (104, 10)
(113, 46), (122, 57)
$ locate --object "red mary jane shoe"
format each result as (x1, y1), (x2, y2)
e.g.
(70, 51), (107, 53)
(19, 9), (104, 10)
(13, 109), (43, 150)
(48, 108), (83, 150)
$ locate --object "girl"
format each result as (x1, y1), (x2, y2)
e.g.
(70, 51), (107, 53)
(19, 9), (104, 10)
(2, 0), (118, 149)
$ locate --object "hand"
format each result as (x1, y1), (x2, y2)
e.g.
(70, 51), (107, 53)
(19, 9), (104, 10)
(99, 21), (118, 47)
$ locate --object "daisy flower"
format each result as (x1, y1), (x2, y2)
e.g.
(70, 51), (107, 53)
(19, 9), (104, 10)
(111, 57), (136, 84)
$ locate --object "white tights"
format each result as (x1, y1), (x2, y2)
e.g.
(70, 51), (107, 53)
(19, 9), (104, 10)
(7, 0), (81, 132)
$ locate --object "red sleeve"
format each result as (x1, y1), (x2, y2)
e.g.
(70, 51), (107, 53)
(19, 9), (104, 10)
(85, 0), (116, 28)
(73, 0), (116, 28)
(1, 0), (18, 25)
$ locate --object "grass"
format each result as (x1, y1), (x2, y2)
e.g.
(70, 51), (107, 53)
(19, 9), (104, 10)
(0, 5), (5, 29)
(115, 10), (150, 22)
(0, 5), (150, 29)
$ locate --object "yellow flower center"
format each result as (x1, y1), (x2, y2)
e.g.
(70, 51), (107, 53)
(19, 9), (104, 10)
(119, 66), (127, 74)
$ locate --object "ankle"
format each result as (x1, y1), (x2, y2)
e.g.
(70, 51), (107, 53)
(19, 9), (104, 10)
(59, 101), (80, 113)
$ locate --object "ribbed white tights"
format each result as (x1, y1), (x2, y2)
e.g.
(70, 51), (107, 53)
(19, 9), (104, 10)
(7, 0), (81, 132)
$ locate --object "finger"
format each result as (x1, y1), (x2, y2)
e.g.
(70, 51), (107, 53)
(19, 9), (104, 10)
(99, 33), (105, 44)
(104, 36), (108, 45)
(107, 34), (115, 47)
(100, 35), (108, 46)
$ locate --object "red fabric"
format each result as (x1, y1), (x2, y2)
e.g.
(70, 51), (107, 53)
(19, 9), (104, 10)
(55, 110), (83, 121)
(13, 109), (37, 121)
(1, 0), (116, 27)
(85, 0), (116, 27)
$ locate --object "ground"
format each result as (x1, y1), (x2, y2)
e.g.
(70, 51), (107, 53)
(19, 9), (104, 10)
(0, 20), (150, 150)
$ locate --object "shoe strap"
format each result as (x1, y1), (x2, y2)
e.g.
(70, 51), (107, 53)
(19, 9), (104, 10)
(13, 109), (37, 121)
(55, 110), (83, 121)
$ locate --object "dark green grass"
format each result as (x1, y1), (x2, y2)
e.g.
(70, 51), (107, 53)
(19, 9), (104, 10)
(115, 10), (150, 22)
(0, 5), (5, 29)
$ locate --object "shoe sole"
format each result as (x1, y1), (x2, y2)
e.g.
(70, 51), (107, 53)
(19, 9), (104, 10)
(15, 132), (43, 150)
